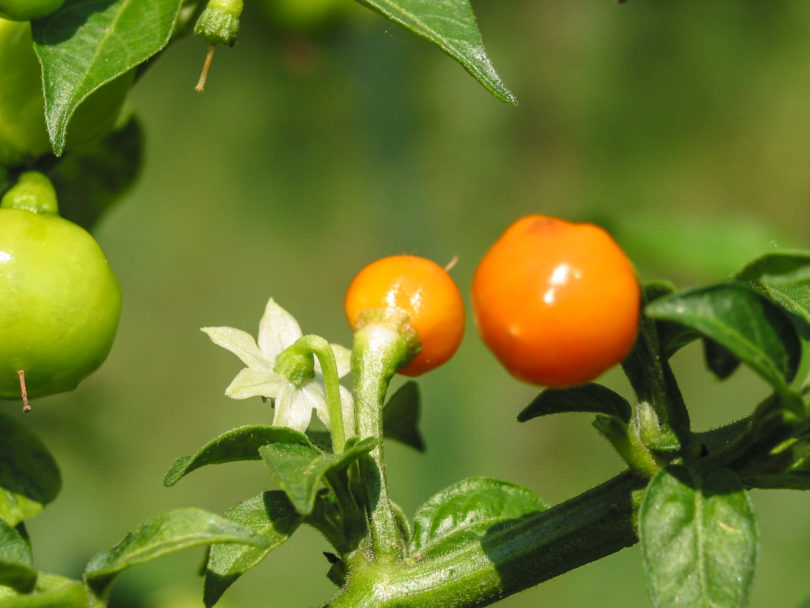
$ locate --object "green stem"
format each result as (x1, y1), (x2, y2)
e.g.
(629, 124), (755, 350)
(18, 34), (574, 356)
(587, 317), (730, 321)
(351, 322), (410, 566)
(593, 415), (663, 478)
(275, 335), (347, 454)
(328, 472), (645, 608)
(307, 335), (348, 454)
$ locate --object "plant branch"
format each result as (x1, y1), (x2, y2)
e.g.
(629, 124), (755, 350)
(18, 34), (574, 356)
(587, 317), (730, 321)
(328, 472), (645, 608)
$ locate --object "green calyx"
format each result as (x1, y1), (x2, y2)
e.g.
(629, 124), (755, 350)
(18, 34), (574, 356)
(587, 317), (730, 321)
(194, 0), (243, 46)
(274, 346), (315, 388)
(0, 171), (59, 215)
(351, 308), (422, 373)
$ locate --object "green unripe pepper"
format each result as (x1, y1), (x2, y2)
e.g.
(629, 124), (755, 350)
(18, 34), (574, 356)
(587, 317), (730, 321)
(0, 172), (122, 409)
(0, 0), (65, 21)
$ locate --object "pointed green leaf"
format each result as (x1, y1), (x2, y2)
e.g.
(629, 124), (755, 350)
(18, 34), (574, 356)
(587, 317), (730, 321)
(737, 252), (810, 334)
(164, 426), (308, 487)
(32, 0), (183, 154)
(702, 338), (741, 381)
(410, 477), (548, 557)
(0, 413), (61, 526)
(646, 283), (801, 391)
(383, 381), (425, 451)
(50, 115), (144, 231)
(203, 492), (301, 608)
(0, 518), (35, 593)
(260, 437), (377, 515)
(84, 507), (268, 598)
(640, 466), (757, 608)
(0, 573), (88, 607)
(518, 384), (632, 424)
(356, 0), (515, 104)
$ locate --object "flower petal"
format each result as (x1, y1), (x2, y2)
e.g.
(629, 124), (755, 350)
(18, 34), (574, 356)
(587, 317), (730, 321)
(225, 368), (286, 400)
(331, 344), (352, 378)
(258, 299), (303, 359)
(273, 383), (312, 432)
(202, 327), (270, 370)
(300, 382), (328, 429)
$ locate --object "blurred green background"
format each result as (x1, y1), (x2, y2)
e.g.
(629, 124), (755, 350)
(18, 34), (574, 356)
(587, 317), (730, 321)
(9, 0), (810, 605)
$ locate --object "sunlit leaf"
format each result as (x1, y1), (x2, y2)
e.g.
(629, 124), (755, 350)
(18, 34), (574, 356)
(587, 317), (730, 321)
(410, 477), (548, 557)
(260, 437), (376, 515)
(646, 283), (801, 391)
(164, 426), (307, 487)
(84, 508), (268, 598)
(204, 492), (301, 607)
(32, 0), (183, 154)
(737, 251), (810, 334)
(355, 0), (515, 104)
(640, 466), (757, 608)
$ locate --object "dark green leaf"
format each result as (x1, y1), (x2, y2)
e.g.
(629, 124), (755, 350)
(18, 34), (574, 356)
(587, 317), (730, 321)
(0, 573), (88, 607)
(518, 383), (632, 424)
(646, 283), (801, 391)
(49, 115), (143, 231)
(260, 437), (377, 516)
(355, 0), (515, 105)
(84, 507), (268, 598)
(739, 433), (810, 489)
(736, 252), (810, 333)
(640, 466), (757, 608)
(32, 0), (183, 154)
(0, 518), (36, 593)
(383, 381), (424, 451)
(0, 413), (61, 526)
(204, 492), (301, 608)
(702, 338), (741, 380)
(646, 280), (701, 358)
(742, 471), (810, 490)
(410, 477), (548, 557)
(164, 426), (308, 487)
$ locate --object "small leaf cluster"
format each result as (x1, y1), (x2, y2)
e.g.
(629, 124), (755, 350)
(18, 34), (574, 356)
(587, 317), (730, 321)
(518, 251), (810, 607)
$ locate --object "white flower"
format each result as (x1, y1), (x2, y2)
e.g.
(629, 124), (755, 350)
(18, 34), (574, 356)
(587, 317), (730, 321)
(202, 298), (354, 435)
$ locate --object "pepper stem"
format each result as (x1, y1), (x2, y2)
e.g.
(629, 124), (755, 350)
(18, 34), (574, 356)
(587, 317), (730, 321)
(351, 321), (411, 565)
(17, 370), (30, 413)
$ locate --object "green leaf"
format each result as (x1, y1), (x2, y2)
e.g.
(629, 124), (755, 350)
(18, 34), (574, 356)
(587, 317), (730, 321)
(518, 383), (632, 424)
(203, 492), (301, 608)
(355, 0), (515, 105)
(84, 507), (268, 598)
(737, 251), (810, 334)
(0, 519), (36, 594)
(260, 436), (377, 515)
(382, 381), (425, 451)
(0, 413), (61, 526)
(49, 114), (144, 231)
(702, 338), (741, 381)
(0, 573), (89, 607)
(410, 477), (548, 557)
(164, 426), (308, 487)
(32, 0), (183, 154)
(640, 466), (757, 608)
(646, 283), (801, 392)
